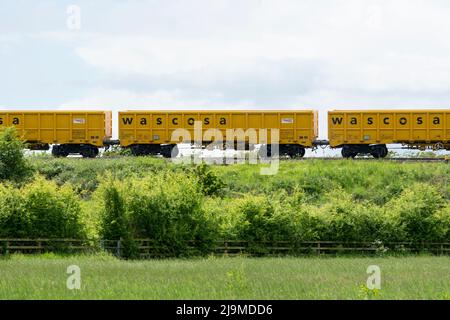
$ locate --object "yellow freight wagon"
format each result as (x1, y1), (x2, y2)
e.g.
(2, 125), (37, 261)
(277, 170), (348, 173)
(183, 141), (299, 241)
(119, 110), (318, 157)
(328, 110), (450, 158)
(0, 111), (112, 158)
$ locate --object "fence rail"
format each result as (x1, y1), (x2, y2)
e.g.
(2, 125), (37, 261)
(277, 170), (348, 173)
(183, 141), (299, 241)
(1, 239), (450, 257)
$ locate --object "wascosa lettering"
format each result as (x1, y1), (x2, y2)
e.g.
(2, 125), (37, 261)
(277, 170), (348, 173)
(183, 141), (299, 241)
(121, 117), (228, 126)
(0, 117), (20, 125)
(331, 116), (441, 126)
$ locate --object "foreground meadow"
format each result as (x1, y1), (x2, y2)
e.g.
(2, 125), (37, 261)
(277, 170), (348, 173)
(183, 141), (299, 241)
(0, 254), (448, 300)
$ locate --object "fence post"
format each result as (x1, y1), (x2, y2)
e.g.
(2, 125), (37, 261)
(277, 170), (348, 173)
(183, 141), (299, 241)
(117, 238), (122, 258)
(317, 242), (321, 255)
(5, 241), (9, 255)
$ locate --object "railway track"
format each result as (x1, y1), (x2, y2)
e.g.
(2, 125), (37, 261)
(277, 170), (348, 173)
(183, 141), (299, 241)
(172, 156), (449, 163)
(294, 157), (448, 162)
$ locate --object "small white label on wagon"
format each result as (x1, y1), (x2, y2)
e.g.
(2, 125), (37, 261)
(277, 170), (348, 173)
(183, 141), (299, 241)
(281, 118), (294, 124)
(73, 118), (86, 124)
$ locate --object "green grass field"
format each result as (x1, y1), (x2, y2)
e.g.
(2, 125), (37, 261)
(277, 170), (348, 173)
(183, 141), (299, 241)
(0, 254), (448, 300)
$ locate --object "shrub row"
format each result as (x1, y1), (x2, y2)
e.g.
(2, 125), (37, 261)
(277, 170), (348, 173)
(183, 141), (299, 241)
(0, 177), (85, 239)
(0, 171), (448, 257)
(97, 172), (450, 257)
(208, 183), (450, 245)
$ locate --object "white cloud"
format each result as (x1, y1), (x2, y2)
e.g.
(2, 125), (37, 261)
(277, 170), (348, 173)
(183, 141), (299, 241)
(71, 0), (450, 95)
(75, 34), (317, 76)
(5, 0), (450, 139)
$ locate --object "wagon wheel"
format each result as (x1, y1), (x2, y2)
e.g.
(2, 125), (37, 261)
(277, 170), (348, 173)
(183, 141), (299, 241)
(81, 146), (99, 158)
(300, 147), (306, 158)
(433, 142), (444, 151)
(161, 144), (178, 158)
(341, 146), (356, 158)
(52, 145), (69, 157)
(370, 147), (382, 159)
(285, 146), (302, 158)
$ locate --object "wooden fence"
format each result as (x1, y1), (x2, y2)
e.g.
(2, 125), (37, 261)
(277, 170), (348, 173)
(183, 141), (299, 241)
(1, 239), (450, 258)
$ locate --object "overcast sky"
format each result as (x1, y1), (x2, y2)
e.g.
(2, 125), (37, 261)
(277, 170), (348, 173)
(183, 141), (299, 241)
(2, 0), (450, 138)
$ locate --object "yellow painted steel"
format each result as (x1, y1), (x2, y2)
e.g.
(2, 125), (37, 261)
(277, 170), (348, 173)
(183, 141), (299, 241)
(119, 110), (318, 147)
(0, 111), (112, 147)
(328, 110), (450, 147)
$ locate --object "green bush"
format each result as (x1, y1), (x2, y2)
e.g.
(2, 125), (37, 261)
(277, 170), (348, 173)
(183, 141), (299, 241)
(207, 191), (324, 253)
(98, 172), (217, 256)
(203, 184), (448, 247)
(189, 163), (225, 196)
(437, 206), (450, 241)
(99, 180), (138, 259)
(100, 181), (128, 240)
(0, 185), (29, 237)
(235, 195), (293, 243)
(0, 177), (85, 238)
(0, 127), (33, 182)
(384, 183), (449, 243)
(315, 189), (384, 242)
(203, 197), (241, 239)
(273, 189), (323, 242)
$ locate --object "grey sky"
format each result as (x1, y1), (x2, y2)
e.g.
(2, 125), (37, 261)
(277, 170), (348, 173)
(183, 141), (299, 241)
(2, 0), (450, 139)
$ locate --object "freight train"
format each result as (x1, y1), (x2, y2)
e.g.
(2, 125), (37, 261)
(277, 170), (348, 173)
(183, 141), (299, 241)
(0, 109), (449, 158)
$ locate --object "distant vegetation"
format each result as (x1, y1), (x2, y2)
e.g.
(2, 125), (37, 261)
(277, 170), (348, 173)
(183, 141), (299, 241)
(0, 132), (449, 257)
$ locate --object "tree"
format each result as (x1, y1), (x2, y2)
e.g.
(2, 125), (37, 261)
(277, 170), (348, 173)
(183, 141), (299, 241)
(0, 127), (33, 182)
